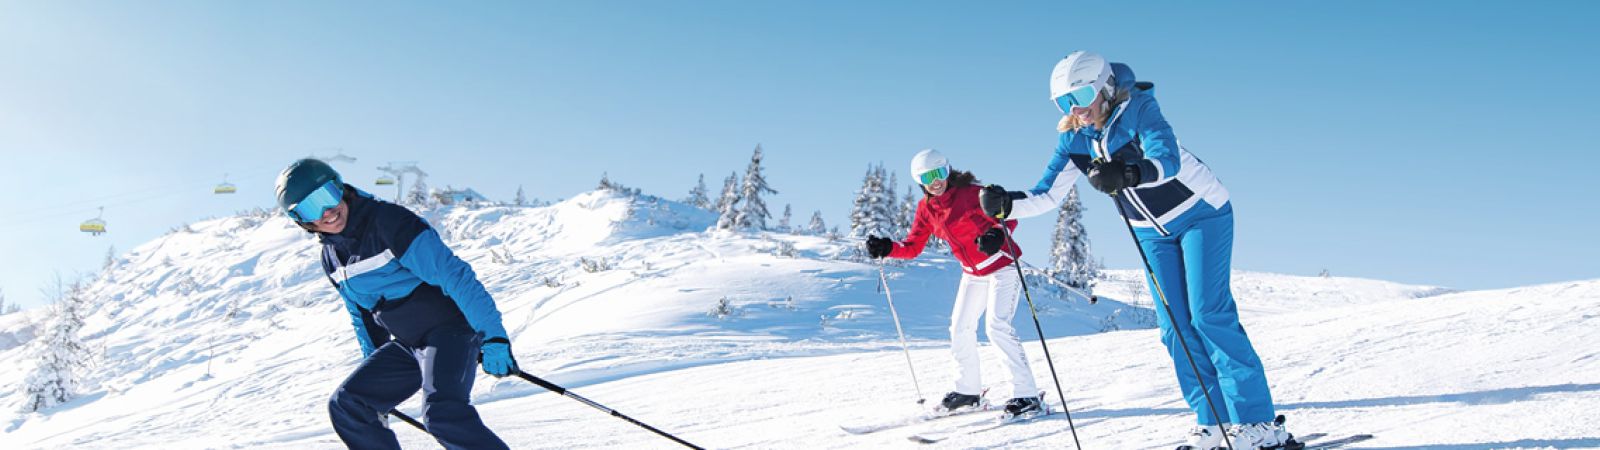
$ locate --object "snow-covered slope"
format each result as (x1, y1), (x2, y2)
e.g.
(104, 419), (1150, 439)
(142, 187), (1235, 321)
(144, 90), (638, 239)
(424, 279), (1599, 449)
(5, 189), (1590, 449)
(0, 190), (1141, 448)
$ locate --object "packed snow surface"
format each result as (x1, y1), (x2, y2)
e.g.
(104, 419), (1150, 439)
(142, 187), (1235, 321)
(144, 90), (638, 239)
(2, 190), (1594, 449)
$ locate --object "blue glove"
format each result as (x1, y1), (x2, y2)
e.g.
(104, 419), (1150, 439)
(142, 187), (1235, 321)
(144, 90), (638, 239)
(480, 338), (518, 377)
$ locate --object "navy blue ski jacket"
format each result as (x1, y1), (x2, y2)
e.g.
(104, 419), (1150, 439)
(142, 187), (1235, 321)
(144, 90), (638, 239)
(317, 186), (509, 357)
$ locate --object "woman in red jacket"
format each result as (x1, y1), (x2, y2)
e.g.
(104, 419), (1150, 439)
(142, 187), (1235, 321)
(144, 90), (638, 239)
(866, 149), (1044, 418)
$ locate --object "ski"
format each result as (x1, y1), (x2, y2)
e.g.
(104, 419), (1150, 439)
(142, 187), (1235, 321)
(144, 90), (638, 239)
(838, 403), (993, 435)
(839, 388), (993, 435)
(1303, 434), (1374, 449)
(905, 409), (1060, 444)
(1296, 433), (1328, 442)
(906, 393), (1056, 445)
(1173, 416), (1329, 450)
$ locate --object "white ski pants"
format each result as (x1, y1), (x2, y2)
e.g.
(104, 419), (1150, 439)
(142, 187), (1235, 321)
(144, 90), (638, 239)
(950, 269), (1039, 398)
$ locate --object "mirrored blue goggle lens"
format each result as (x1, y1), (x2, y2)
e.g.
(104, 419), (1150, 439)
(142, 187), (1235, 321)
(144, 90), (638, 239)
(289, 181), (343, 223)
(1053, 85), (1099, 113)
(918, 166), (949, 185)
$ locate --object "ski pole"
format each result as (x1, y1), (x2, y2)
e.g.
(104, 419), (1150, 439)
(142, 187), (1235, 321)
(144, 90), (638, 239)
(877, 261), (927, 405)
(1016, 260), (1099, 305)
(995, 224), (1083, 450)
(514, 370), (705, 450)
(1104, 188), (1233, 450)
(389, 409), (426, 432)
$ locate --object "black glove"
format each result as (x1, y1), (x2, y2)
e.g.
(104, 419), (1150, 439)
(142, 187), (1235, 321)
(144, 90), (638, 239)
(1087, 159), (1142, 195)
(865, 235), (894, 259)
(979, 185), (1015, 219)
(975, 228), (1006, 255)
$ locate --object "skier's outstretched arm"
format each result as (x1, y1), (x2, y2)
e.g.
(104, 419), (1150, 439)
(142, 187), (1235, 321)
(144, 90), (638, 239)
(1011, 146), (1082, 219)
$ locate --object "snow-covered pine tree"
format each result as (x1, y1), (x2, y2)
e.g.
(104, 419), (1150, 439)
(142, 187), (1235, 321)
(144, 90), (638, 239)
(21, 278), (90, 412)
(714, 172), (741, 230)
(1049, 186), (1099, 290)
(849, 164), (895, 238)
(807, 211), (826, 236)
(685, 174), (711, 210)
(0, 288), (8, 315)
(515, 185), (527, 206)
(777, 204), (793, 232)
(405, 177), (431, 207)
(734, 145), (779, 230)
(897, 185), (919, 238)
(885, 171), (901, 232)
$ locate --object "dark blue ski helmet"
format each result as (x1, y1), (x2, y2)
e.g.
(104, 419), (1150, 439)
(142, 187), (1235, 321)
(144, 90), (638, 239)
(275, 158), (344, 222)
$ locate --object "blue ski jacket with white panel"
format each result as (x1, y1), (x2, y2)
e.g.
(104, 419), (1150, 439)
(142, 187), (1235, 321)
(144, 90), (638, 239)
(1009, 63), (1231, 237)
(317, 186), (510, 357)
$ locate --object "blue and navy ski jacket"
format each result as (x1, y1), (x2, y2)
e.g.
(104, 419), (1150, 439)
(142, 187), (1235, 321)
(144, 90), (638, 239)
(1009, 63), (1232, 237)
(317, 186), (509, 357)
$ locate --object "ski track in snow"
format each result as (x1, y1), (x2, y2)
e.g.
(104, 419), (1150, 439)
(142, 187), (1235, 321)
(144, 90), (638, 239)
(1, 190), (1595, 449)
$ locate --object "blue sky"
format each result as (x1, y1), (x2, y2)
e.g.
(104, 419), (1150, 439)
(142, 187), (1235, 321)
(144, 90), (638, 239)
(2, 1), (1595, 308)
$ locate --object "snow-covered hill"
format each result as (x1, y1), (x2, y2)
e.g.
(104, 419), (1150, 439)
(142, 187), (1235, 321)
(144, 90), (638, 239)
(4, 189), (1593, 449)
(0, 190), (1140, 448)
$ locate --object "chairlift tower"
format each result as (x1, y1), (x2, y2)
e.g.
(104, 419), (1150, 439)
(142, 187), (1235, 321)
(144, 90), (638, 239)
(375, 162), (428, 203)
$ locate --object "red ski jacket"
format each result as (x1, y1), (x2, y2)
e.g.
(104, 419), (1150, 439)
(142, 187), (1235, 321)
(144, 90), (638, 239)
(888, 184), (1021, 276)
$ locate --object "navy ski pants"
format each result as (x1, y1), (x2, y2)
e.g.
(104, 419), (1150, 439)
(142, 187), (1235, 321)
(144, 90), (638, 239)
(329, 323), (509, 450)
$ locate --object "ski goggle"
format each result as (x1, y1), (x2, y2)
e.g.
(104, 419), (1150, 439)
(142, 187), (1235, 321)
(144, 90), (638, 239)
(1053, 84), (1099, 113)
(917, 166), (950, 185)
(287, 180), (344, 223)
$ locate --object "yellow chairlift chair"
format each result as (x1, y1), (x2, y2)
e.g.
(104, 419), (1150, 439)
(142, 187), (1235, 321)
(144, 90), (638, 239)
(214, 174), (237, 194)
(80, 207), (107, 236)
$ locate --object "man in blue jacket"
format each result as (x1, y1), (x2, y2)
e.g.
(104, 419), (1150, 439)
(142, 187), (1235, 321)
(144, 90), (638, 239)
(275, 158), (517, 450)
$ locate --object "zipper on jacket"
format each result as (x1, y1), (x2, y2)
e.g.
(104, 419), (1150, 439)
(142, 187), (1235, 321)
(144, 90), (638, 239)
(1092, 99), (1170, 237)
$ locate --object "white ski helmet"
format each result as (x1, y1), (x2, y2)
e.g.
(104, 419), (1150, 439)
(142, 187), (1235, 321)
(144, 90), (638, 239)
(1049, 51), (1113, 111)
(910, 148), (950, 185)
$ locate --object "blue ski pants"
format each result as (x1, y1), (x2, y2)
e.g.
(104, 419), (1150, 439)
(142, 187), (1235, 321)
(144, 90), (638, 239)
(1139, 207), (1275, 426)
(328, 323), (509, 450)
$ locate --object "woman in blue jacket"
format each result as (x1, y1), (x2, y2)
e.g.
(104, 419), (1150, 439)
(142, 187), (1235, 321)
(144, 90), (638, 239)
(276, 158), (518, 450)
(981, 51), (1296, 450)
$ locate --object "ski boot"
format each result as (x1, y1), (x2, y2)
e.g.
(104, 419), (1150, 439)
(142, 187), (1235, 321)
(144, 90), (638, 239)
(1227, 415), (1302, 450)
(937, 391), (982, 414)
(999, 395), (1044, 420)
(1175, 424), (1224, 450)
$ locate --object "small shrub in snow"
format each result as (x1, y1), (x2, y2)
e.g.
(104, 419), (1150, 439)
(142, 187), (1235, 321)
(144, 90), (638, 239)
(1125, 278), (1148, 307)
(580, 257), (611, 273)
(708, 297), (739, 320)
(1098, 307), (1157, 332)
(490, 248), (516, 265)
(768, 296), (797, 311)
(771, 239), (797, 258)
(542, 277), (563, 288)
